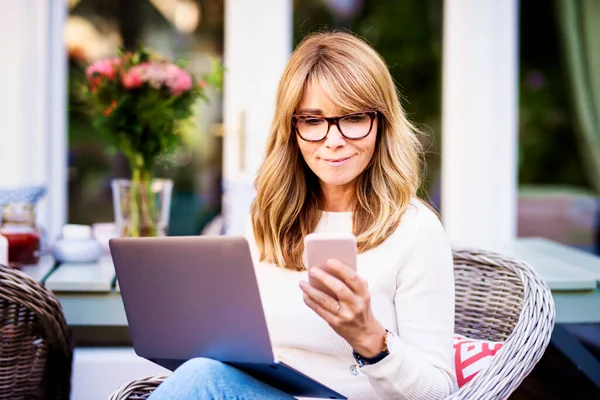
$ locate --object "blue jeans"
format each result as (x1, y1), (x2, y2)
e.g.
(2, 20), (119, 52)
(147, 358), (297, 400)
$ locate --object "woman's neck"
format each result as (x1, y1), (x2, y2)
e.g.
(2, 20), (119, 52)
(320, 182), (356, 212)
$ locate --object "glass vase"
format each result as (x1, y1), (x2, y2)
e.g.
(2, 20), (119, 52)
(111, 169), (173, 237)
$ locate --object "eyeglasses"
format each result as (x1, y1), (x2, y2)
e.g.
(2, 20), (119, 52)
(291, 110), (378, 142)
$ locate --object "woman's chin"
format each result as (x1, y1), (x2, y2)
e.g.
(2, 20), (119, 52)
(318, 174), (356, 188)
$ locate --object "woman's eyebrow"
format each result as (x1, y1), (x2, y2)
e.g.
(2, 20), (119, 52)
(297, 108), (324, 115)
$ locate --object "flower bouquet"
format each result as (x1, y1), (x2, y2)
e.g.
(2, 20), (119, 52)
(81, 48), (222, 237)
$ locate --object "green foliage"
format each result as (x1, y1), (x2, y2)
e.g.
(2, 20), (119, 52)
(205, 55), (226, 93)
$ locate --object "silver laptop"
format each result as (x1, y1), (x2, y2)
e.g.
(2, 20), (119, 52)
(109, 236), (346, 399)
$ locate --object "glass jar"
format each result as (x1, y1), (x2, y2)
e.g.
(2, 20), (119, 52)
(0, 203), (41, 267)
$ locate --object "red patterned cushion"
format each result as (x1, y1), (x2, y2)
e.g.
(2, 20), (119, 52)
(453, 334), (504, 387)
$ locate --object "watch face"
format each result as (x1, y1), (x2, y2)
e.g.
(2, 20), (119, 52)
(352, 350), (366, 366)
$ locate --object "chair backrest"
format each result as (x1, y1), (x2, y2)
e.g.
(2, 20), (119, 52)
(0, 264), (73, 399)
(453, 248), (527, 341)
(450, 248), (555, 399)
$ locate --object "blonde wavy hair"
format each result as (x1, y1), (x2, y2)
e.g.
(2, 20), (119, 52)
(251, 31), (425, 271)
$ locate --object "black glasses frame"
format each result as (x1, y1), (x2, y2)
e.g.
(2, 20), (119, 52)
(291, 110), (378, 142)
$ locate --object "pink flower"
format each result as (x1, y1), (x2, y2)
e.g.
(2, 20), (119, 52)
(122, 65), (146, 89)
(166, 66), (192, 95)
(86, 57), (121, 91)
(120, 62), (193, 95)
(86, 58), (119, 80)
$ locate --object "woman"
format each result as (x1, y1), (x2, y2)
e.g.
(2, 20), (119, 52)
(149, 31), (457, 400)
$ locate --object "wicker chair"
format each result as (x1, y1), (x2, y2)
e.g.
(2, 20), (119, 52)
(0, 263), (73, 399)
(447, 248), (555, 399)
(109, 248), (555, 400)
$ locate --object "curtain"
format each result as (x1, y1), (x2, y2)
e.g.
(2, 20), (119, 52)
(556, 0), (600, 192)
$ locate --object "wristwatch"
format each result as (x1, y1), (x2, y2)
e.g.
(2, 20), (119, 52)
(352, 329), (390, 366)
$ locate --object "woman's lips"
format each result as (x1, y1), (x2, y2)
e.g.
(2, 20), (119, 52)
(322, 156), (353, 167)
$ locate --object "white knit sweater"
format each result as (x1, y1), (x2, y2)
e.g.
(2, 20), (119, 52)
(246, 198), (457, 400)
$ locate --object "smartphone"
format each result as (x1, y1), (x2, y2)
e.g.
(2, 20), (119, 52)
(303, 233), (357, 299)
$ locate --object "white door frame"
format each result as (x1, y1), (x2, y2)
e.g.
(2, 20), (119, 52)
(441, 0), (519, 246)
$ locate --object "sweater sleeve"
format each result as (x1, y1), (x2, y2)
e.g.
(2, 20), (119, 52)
(359, 216), (457, 400)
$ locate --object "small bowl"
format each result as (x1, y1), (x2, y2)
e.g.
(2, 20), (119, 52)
(52, 238), (103, 264)
(52, 225), (103, 264)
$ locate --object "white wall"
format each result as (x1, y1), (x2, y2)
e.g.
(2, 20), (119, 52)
(0, 0), (67, 243)
(0, 2), (29, 187)
(222, 0), (292, 235)
(441, 0), (519, 247)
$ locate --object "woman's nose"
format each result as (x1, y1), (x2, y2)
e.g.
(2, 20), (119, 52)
(324, 124), (345, 148)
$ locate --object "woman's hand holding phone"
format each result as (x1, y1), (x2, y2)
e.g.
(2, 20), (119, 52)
(299, 233), (387, 358)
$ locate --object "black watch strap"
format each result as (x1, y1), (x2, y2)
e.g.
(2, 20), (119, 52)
(352, 329), (390, 366)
